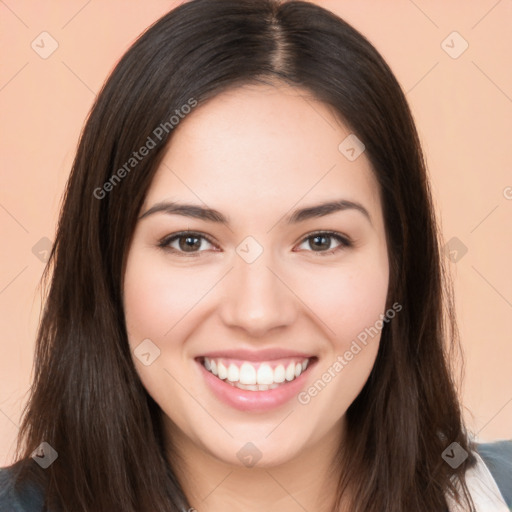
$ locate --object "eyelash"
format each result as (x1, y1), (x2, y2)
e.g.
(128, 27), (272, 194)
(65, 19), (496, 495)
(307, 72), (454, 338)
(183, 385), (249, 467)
(157, 230), (352, 257)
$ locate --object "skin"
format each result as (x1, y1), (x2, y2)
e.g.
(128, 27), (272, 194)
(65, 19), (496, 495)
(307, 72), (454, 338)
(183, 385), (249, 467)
(123, 82), (390, 512)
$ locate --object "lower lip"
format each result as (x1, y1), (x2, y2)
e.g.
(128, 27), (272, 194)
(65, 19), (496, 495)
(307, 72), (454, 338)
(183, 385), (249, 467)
(196, 359), (316, 412)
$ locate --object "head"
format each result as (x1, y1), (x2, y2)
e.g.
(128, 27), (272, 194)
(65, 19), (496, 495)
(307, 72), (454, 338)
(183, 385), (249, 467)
(123, 78), (391, 460)
(17, 1), (476, 511)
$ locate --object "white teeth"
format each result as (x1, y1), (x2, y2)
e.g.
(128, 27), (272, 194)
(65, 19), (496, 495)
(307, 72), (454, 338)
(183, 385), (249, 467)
(273, 364), (285, 383)
(239, 362), (257, 385)
(202, 357), (312, 388)
(226, 381), (281, 391)
(285, 362), (296, 381)
(256, 363), (274, 385)
(217, 361), (227, 380)
(227, 363), (239, 382)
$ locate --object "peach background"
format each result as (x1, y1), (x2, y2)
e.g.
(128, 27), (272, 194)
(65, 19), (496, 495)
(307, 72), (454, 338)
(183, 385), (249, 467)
(1, 0), (511, 465)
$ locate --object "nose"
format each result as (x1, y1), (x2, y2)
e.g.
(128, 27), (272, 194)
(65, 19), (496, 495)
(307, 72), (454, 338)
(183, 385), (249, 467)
(219, 250), (297, 338)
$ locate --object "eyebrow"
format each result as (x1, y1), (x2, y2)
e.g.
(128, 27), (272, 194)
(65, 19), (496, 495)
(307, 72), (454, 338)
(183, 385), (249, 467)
(138, 199), (372, 226)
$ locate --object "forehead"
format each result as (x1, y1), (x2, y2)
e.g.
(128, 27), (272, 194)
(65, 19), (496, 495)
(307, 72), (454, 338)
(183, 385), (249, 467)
(144, 84), (382, 226)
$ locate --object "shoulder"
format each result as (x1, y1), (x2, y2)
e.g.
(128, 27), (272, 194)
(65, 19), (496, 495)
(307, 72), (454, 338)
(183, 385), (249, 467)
(0, 461), (46, 512)
(475, 439), (512, 508)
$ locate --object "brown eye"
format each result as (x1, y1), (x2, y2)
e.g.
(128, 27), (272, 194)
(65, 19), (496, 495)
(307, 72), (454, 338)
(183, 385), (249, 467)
(158, 231), (216, 256)
(296, 231), (352, 256)
(309, 234), (332, 251)
(178, 235), (202, 252)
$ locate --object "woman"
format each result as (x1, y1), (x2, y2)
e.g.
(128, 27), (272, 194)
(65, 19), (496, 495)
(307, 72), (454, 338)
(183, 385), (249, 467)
(1, 0), (510, 511)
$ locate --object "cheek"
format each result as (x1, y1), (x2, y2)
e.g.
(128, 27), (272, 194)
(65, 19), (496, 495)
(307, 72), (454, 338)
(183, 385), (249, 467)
(292, 255), (389, 348)
(295, 283), (386, 419)
(123, 250), (201, 413)
(292, 251), (389, 413)
(123, 250), (209, 342)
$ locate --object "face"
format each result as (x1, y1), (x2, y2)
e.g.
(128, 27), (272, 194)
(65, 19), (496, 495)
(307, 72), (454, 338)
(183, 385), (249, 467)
(123, 83), (390, 470)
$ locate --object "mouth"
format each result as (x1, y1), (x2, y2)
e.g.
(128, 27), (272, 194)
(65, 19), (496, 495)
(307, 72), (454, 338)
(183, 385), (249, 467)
(194, 353), (318, 411)
(197, 355), (315, 390)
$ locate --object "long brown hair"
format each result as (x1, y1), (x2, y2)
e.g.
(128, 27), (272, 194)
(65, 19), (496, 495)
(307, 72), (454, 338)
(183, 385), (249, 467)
(12, 0), (477, 510)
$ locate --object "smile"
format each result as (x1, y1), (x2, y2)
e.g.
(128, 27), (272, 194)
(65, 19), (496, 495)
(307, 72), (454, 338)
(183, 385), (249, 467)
(201, 356), (311, 391)
(195, 353), (317, 411)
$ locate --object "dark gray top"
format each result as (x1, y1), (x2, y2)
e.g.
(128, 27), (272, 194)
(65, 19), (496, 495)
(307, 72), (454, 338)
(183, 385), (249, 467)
(1, 440), (511, 511)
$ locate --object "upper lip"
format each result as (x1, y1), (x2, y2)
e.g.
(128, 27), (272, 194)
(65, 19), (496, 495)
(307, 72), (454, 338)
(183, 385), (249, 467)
(197, 348), (315, 362)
